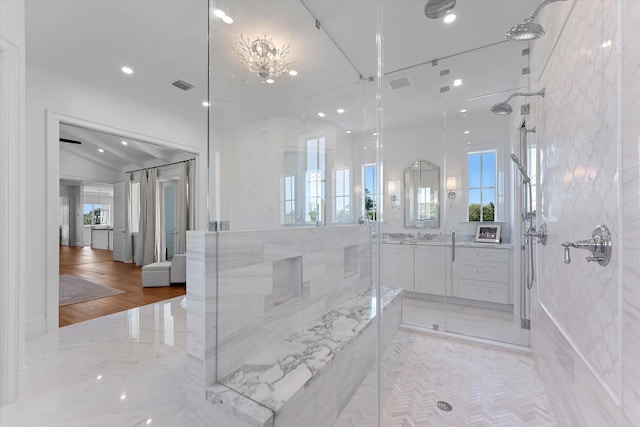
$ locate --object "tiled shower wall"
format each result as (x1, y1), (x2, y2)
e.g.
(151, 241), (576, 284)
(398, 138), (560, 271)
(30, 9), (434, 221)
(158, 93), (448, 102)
(530, 1), (640, 425)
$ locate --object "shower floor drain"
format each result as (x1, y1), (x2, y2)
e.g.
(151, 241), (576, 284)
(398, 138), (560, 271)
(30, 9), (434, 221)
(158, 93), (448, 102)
(437, 401), (453, 412)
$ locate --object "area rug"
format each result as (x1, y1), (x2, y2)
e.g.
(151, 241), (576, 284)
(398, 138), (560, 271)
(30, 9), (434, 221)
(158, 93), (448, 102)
(59, 274), (125, 306)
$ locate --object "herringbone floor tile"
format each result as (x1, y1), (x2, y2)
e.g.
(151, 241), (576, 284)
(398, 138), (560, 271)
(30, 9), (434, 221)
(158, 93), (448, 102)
(335, 331), (557, 427)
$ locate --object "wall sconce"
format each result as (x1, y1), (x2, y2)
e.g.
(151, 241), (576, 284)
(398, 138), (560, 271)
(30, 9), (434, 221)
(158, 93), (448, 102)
(388, 180), (400, 206)
(446, 176), (457, 199)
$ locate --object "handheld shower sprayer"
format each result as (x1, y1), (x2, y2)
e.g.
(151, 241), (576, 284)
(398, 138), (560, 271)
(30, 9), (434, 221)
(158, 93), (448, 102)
(510, 153), (531, 183)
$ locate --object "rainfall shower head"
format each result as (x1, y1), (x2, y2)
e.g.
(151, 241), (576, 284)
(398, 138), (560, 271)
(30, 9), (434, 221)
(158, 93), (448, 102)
(490, 88), (545, 115)
(491, 102), (514, 115)
(511, 154), (531, 183)
(505, 0), (566, 41)
(424, 0), (456, 19)
(506, 19), (545, 41)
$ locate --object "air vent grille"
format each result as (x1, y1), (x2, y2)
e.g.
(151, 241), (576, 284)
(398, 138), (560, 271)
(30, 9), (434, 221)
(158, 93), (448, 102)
(172, 80), (194, 91)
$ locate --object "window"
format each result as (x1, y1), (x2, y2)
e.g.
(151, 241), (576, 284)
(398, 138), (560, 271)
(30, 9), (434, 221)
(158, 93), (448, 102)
(305, 137), (326, 223)
(283, 175), (295, 225)
(334, 168), (351, 223)
(467, 150), (496, 222)
(363, 164), (377, 220)
(83, 203), (110, 225)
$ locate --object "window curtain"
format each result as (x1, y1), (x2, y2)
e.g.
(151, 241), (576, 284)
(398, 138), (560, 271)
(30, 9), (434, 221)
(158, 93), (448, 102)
(139, 168), (160, 266)
(124, 173), (133, 263)
(175, 162), (188, 254)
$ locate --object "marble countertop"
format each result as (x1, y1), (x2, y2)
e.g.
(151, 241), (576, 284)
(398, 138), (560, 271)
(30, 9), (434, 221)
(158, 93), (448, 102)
(209, 286), (402, 422)
(381, 235), (513, 249)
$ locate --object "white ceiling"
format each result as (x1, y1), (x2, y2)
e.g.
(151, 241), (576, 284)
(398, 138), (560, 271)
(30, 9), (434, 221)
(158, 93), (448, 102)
(26, 0), (539, 170)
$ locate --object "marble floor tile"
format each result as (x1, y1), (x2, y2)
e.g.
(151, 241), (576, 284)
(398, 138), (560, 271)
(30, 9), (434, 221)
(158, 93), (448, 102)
(336, 330), (557, 427)
(0, 298), (188, 427)
(2, 298), (554, 427)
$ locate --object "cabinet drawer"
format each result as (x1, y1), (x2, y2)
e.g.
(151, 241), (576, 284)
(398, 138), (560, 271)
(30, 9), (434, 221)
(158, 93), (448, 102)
(459, 247), (509, 263)
(459, 279), (509, 304)
(458, 261), (508, 283)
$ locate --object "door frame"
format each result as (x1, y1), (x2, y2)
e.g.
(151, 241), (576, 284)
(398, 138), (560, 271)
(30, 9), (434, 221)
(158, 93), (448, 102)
(45, 110), (206, 332)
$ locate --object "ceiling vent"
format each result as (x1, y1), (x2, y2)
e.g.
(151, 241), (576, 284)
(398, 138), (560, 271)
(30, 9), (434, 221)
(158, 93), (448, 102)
(385, 75), (413, 90)
(172, 80), (194, 91)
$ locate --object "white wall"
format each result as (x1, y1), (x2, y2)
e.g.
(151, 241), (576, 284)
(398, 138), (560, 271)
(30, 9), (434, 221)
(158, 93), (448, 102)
(0, 0), (26, 404)
(25, 62), (207, 338)
(530, 1), (640, 425)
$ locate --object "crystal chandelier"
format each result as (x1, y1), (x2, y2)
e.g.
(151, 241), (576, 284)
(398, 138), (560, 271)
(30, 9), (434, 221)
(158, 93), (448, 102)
(234, 34), (292, 82)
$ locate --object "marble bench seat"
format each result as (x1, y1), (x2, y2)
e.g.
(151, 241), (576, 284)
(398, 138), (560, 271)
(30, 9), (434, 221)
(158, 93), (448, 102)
(207, 286), (403, 427)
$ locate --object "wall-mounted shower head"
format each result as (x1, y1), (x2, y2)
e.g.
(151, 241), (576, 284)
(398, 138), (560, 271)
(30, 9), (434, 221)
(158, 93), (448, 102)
(424, 0), (456, 19)
(506, 0), (566, 41)
(490, 88), (545, 115)
(506, 18), (546, 41)
(511, 153), (531, 183)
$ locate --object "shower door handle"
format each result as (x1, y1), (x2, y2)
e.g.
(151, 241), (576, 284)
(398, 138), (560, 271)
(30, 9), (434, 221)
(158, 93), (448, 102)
(451, 231), (456, 262)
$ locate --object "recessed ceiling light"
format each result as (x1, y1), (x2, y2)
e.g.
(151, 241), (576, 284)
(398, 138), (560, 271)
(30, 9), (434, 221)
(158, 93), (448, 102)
(288, 70), (298, 76)
(373, 132), (378, 136)
(121, 66), (133, 75)
(121, 140), (128, 146)
(346, 130), (352, 134)
(318, 112), (326, 118)
(460, 108), (467, 113)
(97, 375), (103, 380)
(146, 419), (152, 425)
(464, 130), (470, 135)
(444, 13), (456, 24)
(453, 78), (463, 86)
(222, 15), (233, 24)
(265, 78), (275, 84)
(337, 108), (345, 114)
(601, 39), (612, 48)
(213, 9), (226, 19)
(120, 393), (126, 400)
(98, 148), (104, 153)
(202, 101), (210, 107)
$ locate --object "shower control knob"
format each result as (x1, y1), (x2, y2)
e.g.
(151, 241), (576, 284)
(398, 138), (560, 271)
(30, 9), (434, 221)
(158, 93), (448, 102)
(562, 244), (571, 264)
(560, 224), (612, 267)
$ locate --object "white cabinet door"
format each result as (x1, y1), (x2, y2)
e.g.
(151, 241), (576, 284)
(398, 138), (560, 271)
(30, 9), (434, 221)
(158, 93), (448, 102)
(382, 244), (414, 291)
(113, 182), (126, 262)
(414, 245), (447, 296)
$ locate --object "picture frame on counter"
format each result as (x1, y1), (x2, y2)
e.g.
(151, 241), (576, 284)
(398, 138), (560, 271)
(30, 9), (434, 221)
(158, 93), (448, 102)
(474, 223), (502, 244)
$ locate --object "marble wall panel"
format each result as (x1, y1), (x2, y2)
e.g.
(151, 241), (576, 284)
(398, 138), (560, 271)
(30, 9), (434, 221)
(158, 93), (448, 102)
(528, 1), (640, 425)
(622, 1), (640, 424)
(214, 225), (372, 378)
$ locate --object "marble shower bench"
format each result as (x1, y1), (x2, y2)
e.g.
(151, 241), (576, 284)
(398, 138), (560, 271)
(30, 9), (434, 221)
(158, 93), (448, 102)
(207, 286), (402, 427)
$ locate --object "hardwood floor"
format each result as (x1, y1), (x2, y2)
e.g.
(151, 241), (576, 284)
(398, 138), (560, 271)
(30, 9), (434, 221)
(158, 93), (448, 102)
(59, 245), (186, 327)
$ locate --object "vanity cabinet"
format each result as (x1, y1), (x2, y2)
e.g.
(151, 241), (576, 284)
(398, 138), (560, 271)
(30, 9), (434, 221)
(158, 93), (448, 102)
(382, 242), (448, 296)
(414, 245), (447, 295)
(456, 247), (510, 304)
(382, 243), (415, 291)
(382, 241), (512, 304)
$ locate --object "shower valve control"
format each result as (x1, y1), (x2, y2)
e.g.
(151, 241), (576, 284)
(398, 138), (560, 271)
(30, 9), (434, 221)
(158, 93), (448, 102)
(560, 224), (612, 267)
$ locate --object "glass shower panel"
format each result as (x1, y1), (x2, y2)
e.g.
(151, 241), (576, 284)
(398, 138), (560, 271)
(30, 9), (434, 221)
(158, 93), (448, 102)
(208, 1), (382, 424)
(438, 40), (530, 347)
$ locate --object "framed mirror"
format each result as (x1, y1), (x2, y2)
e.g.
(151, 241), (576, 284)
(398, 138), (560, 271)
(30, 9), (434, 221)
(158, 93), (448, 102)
(404, 160), (440, 228)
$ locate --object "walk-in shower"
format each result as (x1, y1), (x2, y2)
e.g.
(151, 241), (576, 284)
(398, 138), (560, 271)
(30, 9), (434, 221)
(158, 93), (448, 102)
(505, 0), (567, 41)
